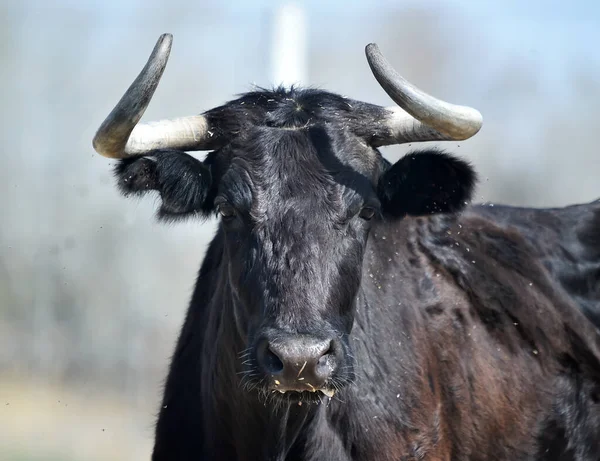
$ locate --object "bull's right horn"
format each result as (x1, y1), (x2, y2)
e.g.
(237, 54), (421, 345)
(92, 33), (218, 159)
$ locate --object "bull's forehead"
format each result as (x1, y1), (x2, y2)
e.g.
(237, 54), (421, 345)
(218, 124), (381, 218)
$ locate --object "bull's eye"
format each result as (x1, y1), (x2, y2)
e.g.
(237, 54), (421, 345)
(217, 203), (237, 221)
(359, 207), (376, 221)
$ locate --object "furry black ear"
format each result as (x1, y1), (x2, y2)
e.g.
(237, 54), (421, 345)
(113, 149), (213, 222)
(377, 149), (477, 218)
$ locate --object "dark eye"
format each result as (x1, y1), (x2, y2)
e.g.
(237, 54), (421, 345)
(359, 207), (376, 221)
(217, 203), (237, 221)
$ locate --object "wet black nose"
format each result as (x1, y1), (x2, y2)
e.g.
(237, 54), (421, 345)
(257, 335), (338, 391)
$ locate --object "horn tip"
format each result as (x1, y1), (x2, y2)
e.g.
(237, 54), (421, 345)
(156, 33), (173, 54)
(470, 110), (484, 135)
(365, 43), (380, 56)
(454, 108), (484, 140)
(158, 33), (173, 43)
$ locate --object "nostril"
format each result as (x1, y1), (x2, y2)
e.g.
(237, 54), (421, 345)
(320, 339), (336, 359)
(316, 340), (337, 376)
(263, 346), (284, 374)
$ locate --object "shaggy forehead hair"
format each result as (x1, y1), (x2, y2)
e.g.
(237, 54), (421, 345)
(208, 87), (385, 165)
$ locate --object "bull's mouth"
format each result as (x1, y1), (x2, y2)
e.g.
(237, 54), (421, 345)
(269, 388), (337, 405)
(269, 379), (337, 401)
(273, 387), (335, 397)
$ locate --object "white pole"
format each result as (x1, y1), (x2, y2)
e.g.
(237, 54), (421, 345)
(270, 2), (308, 87)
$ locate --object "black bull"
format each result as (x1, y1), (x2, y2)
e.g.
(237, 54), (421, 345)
(93, 35), (600, 460)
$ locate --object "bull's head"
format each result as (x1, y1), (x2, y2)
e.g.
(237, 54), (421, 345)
(93, 34), (481, 402)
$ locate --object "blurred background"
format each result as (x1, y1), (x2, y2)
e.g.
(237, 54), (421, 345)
(1, 0), (599, 459)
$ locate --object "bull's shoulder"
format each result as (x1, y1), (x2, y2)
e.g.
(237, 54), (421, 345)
(364, 202), (600, 458)
(463, 199), (600, 330)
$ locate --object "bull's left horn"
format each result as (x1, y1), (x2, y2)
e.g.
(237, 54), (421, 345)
(92, 33), (216, 159)
(365, 43), (483, 146)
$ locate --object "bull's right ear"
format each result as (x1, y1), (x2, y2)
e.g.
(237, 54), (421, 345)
(113, 149), (213, 222)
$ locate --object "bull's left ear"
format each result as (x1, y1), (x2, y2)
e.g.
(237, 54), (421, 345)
(377, 149), (477, 218)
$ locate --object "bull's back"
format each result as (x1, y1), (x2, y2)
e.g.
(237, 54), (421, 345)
(468, 199), (600, 329)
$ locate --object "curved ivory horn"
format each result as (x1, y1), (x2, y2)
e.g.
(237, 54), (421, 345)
(92, 33), (215, 159)
(365, 43), (482, 146)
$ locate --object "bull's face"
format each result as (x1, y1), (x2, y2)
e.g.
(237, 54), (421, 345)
(93, 34), (481, 403)
(214, 123), (383, 401)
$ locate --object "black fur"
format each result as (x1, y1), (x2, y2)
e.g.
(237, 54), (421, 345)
(377, 150), (477, 218)
(110, 87), (600, 461)
(114, 149), (213, 222)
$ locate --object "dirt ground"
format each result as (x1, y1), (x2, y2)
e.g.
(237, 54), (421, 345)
(0, 374), (156, 461)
